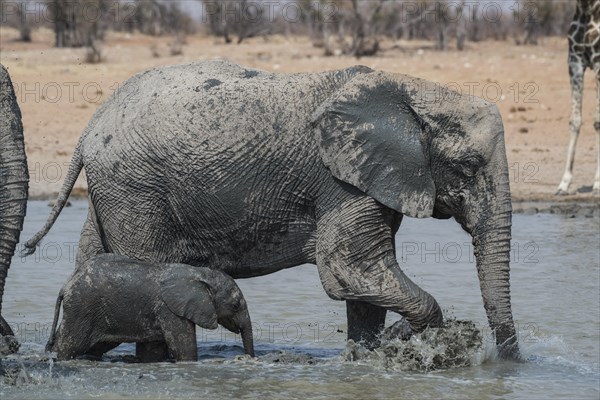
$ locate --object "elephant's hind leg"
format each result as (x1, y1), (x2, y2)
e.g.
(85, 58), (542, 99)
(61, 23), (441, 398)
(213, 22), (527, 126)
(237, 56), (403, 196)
(54, 324), (94, 361)
(316, 196), (443, 344)
(136, 341), (170, 362)
(75, 202), (106, 267)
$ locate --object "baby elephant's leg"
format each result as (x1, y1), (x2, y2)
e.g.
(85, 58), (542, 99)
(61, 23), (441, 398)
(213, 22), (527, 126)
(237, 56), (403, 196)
(75, 204), (106, 267)
(159, 313), (198, 361)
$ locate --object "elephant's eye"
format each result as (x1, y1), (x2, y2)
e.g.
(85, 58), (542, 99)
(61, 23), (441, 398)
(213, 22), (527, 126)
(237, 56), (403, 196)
(458, 155), (485, 178)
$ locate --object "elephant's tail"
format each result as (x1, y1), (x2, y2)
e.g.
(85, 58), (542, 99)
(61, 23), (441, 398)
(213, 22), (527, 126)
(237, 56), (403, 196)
(45, 288), (64, 352)
(22, 142), (84, 256)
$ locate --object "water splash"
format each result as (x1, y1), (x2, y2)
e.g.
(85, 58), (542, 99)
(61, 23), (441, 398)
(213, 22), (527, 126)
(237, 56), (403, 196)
(0, 357), (59, 387)
(341, 320), (487, 372)
(0, 335), (19, 356)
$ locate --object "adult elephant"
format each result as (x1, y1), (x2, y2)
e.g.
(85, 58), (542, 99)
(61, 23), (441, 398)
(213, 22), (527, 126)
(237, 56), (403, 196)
(0, 64), (29, 353)
(25, 60), (519, 358)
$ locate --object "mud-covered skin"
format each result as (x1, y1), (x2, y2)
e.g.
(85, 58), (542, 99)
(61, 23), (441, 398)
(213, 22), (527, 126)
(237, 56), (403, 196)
(47, 254), (254, 361)
(0, 64), (29, 350)
(27, 60), (518, 358)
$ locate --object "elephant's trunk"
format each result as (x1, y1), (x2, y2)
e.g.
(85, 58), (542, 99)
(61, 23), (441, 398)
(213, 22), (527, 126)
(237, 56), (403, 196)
(472, 208), (518, 358)
(0, 178), (28, 336)
(238, 309), (255, 357)
(466, 152), (519, 359)
(1, 64), (29, 338)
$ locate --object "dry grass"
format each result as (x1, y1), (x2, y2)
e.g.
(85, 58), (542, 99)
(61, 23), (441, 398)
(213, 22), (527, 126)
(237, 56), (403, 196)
(1, 27), (598, 202)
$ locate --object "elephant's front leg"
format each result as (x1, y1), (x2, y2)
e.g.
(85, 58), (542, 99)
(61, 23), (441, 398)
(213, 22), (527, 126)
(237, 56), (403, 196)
(316, 195), (443, 345)
(346, 300), (387, 349)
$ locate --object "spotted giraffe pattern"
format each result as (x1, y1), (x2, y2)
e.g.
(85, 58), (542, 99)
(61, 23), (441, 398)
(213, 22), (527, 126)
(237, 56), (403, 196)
(557, 0), (600, 195)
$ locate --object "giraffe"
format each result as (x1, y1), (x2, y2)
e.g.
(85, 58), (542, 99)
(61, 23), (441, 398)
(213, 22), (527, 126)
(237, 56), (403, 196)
(557, 0), (600, 195)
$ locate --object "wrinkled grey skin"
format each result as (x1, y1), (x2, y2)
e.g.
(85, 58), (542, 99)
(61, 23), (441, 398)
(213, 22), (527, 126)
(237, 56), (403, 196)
(26, 60), (518, 359)
(0, 64), (28, 354)
(47, 253), (254, 361)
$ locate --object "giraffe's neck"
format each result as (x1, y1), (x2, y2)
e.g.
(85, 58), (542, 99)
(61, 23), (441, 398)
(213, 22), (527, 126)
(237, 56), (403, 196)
(577, 0), (600, 20)
(571, 0), (600, 58)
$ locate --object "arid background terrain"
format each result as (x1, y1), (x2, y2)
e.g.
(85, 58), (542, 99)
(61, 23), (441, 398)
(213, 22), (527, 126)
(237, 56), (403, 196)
(1, 26), (598, 203)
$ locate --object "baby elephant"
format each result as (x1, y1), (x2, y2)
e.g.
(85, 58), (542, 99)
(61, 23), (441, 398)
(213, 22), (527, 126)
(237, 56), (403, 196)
(47, 254), (254, 361)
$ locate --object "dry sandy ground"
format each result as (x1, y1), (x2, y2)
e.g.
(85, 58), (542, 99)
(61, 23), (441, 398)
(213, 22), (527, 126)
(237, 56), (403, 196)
(1, 27), (599, 204)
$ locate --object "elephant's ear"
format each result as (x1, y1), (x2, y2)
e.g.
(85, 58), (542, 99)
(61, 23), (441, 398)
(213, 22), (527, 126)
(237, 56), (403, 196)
(160, 266), (218, 330)
(311, 72), (435, 218)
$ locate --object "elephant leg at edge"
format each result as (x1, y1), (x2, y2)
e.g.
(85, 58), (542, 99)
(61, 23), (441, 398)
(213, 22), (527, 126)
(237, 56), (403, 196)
(346, 300), (387, 349)
(0, 316), (14, 337)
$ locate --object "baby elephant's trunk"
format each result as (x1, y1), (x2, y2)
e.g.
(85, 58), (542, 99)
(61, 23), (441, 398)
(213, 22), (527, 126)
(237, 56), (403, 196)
(239, 309), (255, 357)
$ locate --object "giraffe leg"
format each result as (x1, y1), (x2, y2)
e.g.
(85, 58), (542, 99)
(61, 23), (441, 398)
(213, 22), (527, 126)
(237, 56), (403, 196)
(593, 68), (600, 195)
(557, 56), (585, 195)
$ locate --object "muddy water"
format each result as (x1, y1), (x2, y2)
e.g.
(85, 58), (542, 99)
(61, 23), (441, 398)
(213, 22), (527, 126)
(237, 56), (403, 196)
(1, 200), (598, 399)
